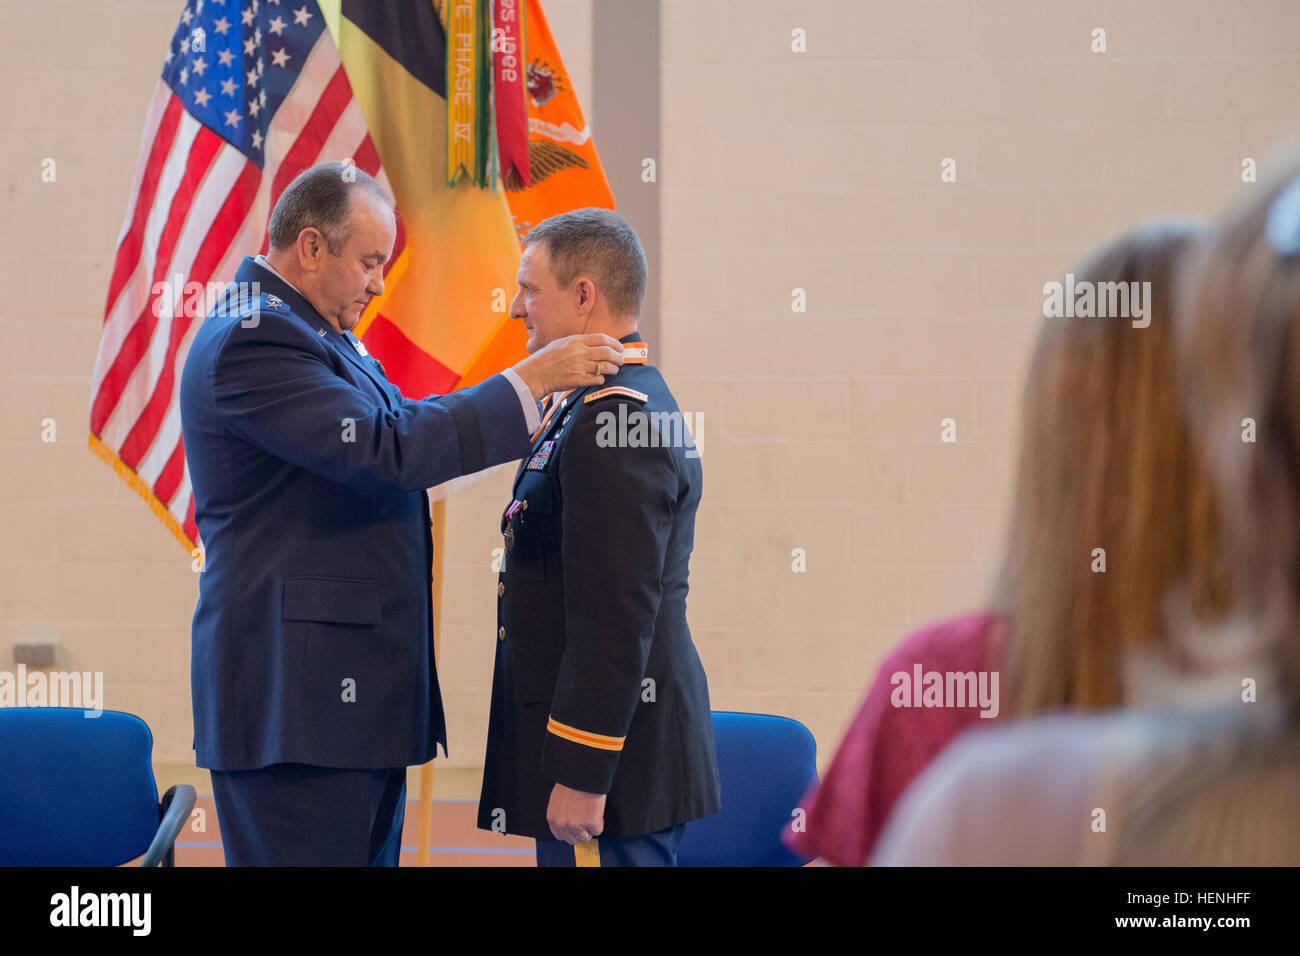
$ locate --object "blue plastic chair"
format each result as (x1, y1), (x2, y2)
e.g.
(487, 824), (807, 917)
(0, 707), (196, 866)
(677, 711), (818, 866)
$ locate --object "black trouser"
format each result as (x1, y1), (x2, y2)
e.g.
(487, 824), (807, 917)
(209, 762), (407, 866)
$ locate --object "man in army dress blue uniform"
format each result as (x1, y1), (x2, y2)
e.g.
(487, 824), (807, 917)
(478, 208), (722, 866)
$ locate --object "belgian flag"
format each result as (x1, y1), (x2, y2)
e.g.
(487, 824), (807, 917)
(317, 0), (614, 397)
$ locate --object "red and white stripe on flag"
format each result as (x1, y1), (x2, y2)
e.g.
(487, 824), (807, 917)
(89, 29), (390, 554)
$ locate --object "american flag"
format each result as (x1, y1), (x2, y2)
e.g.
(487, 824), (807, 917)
(89, 0), (395, 552)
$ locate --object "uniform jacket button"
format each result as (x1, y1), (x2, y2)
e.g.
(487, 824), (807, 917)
(521, 500), (528, 511)
(498, 626), (506, 641)
(497, 582), (505, 597)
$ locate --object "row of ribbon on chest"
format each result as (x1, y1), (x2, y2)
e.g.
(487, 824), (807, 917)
(501, 341), (649, 545)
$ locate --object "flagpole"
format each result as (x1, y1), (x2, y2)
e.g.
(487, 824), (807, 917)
(417, 496), (447, 866)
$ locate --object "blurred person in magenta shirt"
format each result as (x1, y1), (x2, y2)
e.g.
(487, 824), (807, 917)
(872, 153), (1300, 865)
(786, 220), (1233, 866)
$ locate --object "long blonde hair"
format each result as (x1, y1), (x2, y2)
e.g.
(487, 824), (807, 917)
(994, 220), (1233, 717)
(1178, 147), (1300, 714)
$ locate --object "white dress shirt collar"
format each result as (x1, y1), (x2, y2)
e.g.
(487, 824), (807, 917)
(254, 254), (310, 303)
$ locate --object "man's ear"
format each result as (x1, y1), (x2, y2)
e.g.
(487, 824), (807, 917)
(297, 228), (324, 273)
(575, 277), (596, 314)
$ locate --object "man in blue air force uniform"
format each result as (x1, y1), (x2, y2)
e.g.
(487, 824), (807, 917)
(478, 208), (722, 866)
(179, 162), (625, 865)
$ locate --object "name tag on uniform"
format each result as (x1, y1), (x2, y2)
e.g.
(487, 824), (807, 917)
(526, 440), (556, 471)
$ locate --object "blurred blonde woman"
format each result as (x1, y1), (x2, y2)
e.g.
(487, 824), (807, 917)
(874, 167), (1300, 865)
(788, 220), (1231, 866)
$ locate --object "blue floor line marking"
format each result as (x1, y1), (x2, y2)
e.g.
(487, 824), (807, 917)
(193, 796), (479, 804)
(406, 846), (534, 855)
(175, 842), (533, 855)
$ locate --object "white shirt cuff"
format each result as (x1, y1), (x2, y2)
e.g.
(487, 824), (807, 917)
(500, 367), (540, 434)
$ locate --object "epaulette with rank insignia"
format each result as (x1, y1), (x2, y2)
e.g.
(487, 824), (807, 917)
(228, 290), (289, 325)
(583, 386), (648, 405)
(261, 293), (288, 313)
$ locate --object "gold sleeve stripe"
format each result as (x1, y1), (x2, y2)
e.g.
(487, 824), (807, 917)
(547, 717), (626, 751)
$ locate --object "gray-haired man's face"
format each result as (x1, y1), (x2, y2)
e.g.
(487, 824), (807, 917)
(298, 190), (395, 333)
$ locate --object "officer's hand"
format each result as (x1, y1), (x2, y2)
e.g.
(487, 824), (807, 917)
(546, 782), (607, 845)
(512, 333), (624, 400)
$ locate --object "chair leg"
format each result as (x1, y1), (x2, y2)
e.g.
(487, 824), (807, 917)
(160, 786), (178, 867)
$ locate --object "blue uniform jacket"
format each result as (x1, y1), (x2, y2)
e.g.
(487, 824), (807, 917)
(477, 333), (722, 838)
(180, 256), (530, 771)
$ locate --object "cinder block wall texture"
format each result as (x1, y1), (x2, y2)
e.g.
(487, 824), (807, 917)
(1, 0), (1295, 772)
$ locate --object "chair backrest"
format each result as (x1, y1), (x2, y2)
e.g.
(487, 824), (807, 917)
(677, 711), (818, 866)
(0, 708), (160, 866)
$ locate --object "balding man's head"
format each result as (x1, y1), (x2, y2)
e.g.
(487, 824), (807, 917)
(264, 162), (397, 333)
(268, 161), (393, 254)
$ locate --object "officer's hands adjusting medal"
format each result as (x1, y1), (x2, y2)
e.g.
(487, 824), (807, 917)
(512, 333), (625, 401)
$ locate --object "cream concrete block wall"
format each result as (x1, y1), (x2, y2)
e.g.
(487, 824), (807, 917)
(3, 0), (1300, 779)
(0, 0), (202, 766)
(656, 0), (1300, 771)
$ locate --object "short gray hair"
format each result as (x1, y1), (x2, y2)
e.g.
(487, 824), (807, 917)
(523, 208), (647, 317)
(267, 161), (392, 255)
